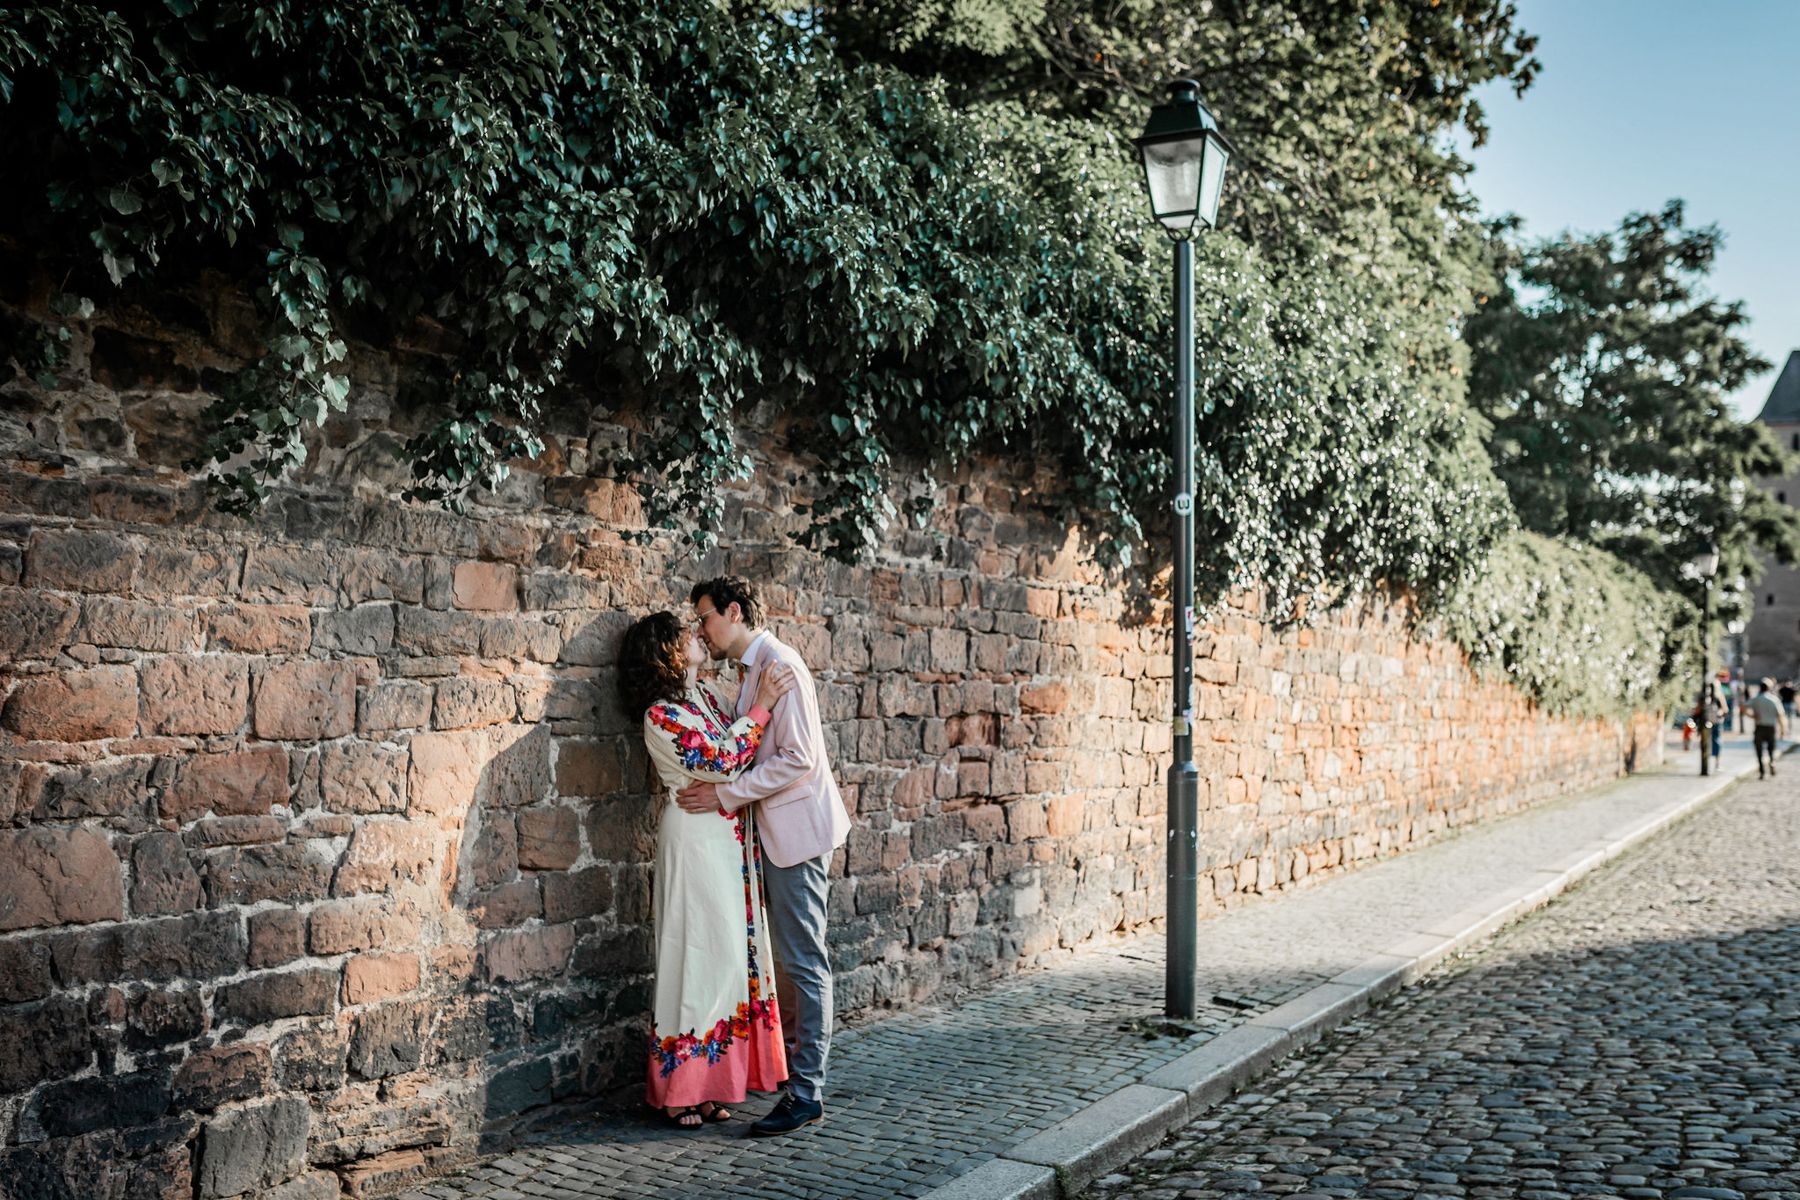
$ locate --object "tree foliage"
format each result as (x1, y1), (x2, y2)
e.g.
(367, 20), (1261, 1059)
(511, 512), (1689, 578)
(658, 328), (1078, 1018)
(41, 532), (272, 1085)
(1465, 201), (1800, 619)
(1441, 530), (1688, 719)
(0, 0), (1511, 616)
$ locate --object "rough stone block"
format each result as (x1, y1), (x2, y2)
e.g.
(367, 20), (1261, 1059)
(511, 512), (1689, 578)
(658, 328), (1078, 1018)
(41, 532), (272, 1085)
(433, 676), (515, 729)
(582, 793), (657, 864)
(482, 923), (576, 983)
(320, 741), (408, 814)
(161, 745), (289, 821)
(137, 543), (239, 598)
(481, 615), (563, 662)
(312, 604), (396, 654)
(130, 831), (203, 916)
(276, 1025), (348, 1092)
(472, 879), (542, 929)
(75, 595), (198, 651)
(346, 998), (432, 1079)
(198, 1096), (310, 1198)
(0, 826), (126, 931)
(172, 1042), (272, 1111)
(0, 995), (91, 1091)
(0, 588), (78, 659)
(554, 737), (625, 797)
(184, 814), (288, 848)
(468, 813), (518, 889)
(557, 609), (633, 667)
(929, 627), (969, 672)
(205, 602), (312, 653)
(308, 896), (417, 956)
(241, 543), (337, 605)
(35, 1070), (173, 1137)
(254, 660), (356, 739)
(517, 806), (579, 870)
(405, 728), (486, 817)
(48, 908), (245, 985)
(393, 606), (483, 655)
(2, 665), (138, 741)
(21, 757), (150, 824)
(485, 1055), (553, 1118)
(339, 549), (425, 605)
(141, 655), (250, 735)
(452, 561), (518, 611)
(542, 865), (612, 924)
(216, 968), (337, 1025)
(125, 987), (206, 1049)
(332, 820), (437, 896)
(206, 843), (333, 907)
(248, 908), (308, 968)
(358, 679), (432, 732)
(341, 952), (421, 1006)
(0, 935), (55, 1003)
(483, 724), (553, 808)
(26, 528), (138, 592)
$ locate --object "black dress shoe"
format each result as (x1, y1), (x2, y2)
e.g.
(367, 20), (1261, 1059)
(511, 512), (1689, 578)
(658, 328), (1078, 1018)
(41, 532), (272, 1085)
(749, 1093), (824, 1136)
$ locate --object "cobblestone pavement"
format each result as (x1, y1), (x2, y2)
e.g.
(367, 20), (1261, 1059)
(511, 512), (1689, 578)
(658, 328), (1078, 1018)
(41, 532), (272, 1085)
(404, 744), (1761, 1200)
(1086, 774), (1800, 1200)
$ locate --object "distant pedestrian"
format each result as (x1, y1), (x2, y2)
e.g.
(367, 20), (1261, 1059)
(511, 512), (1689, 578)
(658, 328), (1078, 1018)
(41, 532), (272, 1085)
(1751, 677), (1788, 779)
(1701, 682), (1728, 761)
(1781, 678), (1796, 718)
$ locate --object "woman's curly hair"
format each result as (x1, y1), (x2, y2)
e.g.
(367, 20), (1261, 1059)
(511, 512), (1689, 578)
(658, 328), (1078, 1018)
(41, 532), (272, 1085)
(618, 611), (689, 717)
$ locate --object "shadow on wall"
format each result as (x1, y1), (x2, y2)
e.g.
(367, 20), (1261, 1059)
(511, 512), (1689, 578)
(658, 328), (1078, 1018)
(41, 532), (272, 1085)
(0, 610), (668, 1199)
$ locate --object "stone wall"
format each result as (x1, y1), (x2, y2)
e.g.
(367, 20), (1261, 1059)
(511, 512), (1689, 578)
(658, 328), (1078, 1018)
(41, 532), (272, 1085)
(0, 308), (1661, 1198)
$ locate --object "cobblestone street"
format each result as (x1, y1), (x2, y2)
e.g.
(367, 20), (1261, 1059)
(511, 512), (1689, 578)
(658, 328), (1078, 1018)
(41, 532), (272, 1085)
(1087, 776), (1800, 1200)
(393, 742), (1767, 1200)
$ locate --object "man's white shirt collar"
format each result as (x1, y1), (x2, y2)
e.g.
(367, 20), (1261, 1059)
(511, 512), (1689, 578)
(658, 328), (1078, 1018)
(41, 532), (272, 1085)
(738, 630), (772, 669)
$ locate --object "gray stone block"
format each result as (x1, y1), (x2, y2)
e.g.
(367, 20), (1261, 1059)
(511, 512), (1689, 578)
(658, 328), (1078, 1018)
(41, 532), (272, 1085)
(1246, 981), (1369, 1044)
(1328, 951), (1413, 999)
(1140, 1022), (1294, 1108)
(199, 1095), (310, 1198)
(916, 1159), (1058, 1200)
(1005, 1083), (1186, 1191)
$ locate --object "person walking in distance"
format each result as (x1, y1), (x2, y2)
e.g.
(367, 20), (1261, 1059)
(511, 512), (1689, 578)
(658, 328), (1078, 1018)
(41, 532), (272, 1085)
(1751, 677), (1788, 779)
(676, 576), (851, 1136)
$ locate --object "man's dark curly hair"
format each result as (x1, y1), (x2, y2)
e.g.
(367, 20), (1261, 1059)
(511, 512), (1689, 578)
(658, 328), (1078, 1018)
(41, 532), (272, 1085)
(690, 575), (761, 628)
(618, 611), (689, 717)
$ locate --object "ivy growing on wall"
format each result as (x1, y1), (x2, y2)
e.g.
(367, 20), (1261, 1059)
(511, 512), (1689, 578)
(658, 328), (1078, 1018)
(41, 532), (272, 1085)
(0, 1), (1686, 718)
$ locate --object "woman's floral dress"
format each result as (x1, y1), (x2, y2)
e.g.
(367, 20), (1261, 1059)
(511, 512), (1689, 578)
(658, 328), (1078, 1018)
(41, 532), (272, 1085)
(641, 679), (787, 1110)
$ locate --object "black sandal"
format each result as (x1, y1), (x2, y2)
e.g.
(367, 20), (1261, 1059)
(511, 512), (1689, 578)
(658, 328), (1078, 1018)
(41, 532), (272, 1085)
(666, 1106), (703, 1129)
(698, 1101), (734, 1122)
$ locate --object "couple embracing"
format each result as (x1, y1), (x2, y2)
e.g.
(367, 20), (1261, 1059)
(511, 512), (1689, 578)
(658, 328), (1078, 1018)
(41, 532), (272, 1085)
(617, 576), (850, 1135)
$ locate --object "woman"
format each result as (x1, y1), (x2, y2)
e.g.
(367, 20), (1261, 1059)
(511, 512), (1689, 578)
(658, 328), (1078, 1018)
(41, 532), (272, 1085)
(619, 611), (794, 1129)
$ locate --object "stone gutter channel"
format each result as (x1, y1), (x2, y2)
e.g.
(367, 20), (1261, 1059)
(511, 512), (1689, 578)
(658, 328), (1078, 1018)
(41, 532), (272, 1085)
(924, 743), (1786, 1200)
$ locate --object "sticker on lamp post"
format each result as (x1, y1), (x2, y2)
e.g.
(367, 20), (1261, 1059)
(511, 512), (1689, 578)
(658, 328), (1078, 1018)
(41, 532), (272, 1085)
(1173, 492), (1193, 515)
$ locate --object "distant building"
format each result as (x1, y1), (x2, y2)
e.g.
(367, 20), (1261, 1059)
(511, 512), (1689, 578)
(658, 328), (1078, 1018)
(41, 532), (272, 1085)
(1746, 350), (1800, 681)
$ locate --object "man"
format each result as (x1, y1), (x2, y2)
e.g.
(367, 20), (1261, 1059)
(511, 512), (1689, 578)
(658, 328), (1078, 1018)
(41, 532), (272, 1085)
(676, 576), (850, 1135)
(1751, 677), (1788, 779)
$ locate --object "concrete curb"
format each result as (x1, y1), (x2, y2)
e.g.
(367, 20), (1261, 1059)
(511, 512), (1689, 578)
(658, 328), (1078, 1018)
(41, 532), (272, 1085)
(915, 746), (1783, 1200)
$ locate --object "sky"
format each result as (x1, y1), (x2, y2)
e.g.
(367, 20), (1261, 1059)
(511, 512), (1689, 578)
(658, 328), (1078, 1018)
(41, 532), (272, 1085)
(1460, 0), (1799, 420)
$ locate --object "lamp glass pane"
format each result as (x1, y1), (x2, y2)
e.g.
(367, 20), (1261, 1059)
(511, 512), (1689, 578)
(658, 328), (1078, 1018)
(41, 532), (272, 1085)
(1142, 139), (1203, 229)
(1196, 137), (1230, 228)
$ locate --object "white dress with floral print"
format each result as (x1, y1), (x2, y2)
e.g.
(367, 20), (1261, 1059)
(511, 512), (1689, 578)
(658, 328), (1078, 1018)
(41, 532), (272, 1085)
(641, 679), (787, 1108)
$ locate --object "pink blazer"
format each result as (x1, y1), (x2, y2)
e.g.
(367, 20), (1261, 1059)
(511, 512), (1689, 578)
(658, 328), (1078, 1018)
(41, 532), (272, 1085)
(715, 632), (851, 868)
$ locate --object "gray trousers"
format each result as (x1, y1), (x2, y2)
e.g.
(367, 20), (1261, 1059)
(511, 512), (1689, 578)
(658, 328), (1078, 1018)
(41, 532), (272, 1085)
(762, 853), (832, 1103)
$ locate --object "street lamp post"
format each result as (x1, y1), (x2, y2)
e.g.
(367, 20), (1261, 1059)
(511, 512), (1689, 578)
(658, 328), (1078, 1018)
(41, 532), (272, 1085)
(1694, 544), (1720, 777)
(1133, 80), (1233, 1019)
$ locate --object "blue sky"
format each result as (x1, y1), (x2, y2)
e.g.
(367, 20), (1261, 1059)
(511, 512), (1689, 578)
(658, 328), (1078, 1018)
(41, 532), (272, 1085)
(1461, 0), (1799, 420)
